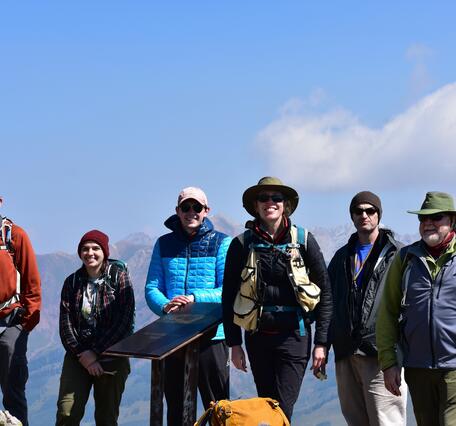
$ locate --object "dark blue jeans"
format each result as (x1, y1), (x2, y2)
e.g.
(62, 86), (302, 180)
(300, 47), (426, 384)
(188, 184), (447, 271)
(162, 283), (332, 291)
(0, 324), (29, 426)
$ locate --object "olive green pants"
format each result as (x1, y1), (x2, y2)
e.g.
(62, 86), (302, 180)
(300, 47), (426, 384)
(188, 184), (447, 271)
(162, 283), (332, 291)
(405, 367), (456, 426)
(55, 352), (130, 426)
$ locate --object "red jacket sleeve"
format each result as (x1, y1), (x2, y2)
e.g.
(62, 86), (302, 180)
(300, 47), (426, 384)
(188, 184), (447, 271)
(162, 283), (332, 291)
(13, 225), (42, 331)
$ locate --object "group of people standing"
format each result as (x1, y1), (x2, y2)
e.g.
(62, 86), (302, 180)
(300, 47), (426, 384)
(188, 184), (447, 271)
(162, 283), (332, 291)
(1, 181), (456, 426)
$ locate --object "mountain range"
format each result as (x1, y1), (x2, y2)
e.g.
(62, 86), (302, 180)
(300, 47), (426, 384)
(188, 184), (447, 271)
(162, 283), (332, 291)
(24, 215), (418, 425)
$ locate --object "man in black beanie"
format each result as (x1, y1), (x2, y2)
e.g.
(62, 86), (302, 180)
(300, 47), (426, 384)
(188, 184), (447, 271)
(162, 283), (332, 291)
(327, 191), (407, 425)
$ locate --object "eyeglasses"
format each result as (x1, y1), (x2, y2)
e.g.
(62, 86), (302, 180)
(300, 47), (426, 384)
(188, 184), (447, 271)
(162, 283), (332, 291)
(418, 214), (445, 223)
(257, 194), (285, 203)
(353, 207), (377, 216)
(180, 202), (205, 213)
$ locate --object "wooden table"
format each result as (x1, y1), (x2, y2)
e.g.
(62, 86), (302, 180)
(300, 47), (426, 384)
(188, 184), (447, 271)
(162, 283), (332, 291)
(104, 302), (222, 426)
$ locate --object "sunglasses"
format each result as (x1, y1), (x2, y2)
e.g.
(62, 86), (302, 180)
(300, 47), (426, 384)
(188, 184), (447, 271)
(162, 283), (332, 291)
(418, 214), (445, 223)
(353, 207), (377, 216)
(180, 202), (205, 213)
(257, 194), (285, 203)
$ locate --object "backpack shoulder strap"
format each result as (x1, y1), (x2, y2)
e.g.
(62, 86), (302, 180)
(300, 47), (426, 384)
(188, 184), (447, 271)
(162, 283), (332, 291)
(291, 225), (308, 251)
(297, 225), (308, 251)
(0, 217), (14, 255)
(0, 217), (20, 304)
(109, 258), (127, 271)
(106, 259), (127, 287)
(237, 230), (253, 254)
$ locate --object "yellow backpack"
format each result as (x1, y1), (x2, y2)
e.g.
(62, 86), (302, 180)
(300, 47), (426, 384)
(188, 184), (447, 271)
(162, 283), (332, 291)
(194, 397), (290, 426)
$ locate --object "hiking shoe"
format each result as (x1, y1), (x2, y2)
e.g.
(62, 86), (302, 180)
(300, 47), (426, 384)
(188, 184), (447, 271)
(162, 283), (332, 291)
(0, 411), (22, 426)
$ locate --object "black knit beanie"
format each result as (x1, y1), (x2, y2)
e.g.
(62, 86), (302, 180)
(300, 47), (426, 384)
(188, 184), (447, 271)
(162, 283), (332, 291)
(349, 191), (382, 220)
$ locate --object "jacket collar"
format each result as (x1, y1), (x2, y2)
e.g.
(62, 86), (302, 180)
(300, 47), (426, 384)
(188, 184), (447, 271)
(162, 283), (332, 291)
(164, 214), (213, 240)
(245, 216), (291, 244)
(347, 228), (397, 253)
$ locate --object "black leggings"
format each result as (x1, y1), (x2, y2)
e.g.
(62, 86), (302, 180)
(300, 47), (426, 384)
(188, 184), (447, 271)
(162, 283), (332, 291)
(245, 329), (310, 421)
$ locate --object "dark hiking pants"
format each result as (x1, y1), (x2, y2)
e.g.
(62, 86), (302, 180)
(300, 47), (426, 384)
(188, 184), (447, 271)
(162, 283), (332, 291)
(0, 324), (29, 426)
(245, 329), (310, 422)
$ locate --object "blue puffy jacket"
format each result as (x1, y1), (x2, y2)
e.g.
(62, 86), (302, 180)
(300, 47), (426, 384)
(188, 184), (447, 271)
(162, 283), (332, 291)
(145, 215), (231, 340)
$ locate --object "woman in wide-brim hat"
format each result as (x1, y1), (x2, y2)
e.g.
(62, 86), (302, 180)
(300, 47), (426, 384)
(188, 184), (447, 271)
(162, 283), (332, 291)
(222, 177), (333, 421)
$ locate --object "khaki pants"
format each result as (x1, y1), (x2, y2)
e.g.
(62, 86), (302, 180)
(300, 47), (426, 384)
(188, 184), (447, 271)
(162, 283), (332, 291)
(55, 352), (130, 426)
(405, 367), (456, 426)
(335, 355), (407, 426)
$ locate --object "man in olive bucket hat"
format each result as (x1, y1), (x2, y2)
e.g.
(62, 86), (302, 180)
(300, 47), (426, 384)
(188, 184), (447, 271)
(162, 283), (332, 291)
(328, 191), (407, 426)
(377, 192), (456, 426)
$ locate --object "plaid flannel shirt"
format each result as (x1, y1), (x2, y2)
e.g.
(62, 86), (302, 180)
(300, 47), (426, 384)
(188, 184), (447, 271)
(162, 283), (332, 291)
(59, 261), (135, 356)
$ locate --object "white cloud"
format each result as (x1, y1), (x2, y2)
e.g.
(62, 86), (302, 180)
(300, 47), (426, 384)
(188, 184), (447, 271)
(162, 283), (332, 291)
(256, 82), (456, 191)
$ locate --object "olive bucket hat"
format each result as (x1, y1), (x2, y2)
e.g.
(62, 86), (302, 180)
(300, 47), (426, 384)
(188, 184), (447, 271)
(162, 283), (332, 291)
(407, 191), (456, 215)
(242, 176), (299, 217)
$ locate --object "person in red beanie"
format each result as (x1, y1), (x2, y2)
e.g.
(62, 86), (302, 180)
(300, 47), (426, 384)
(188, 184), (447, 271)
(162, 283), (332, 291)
(0, 196), (41, 426)
(56, 230), (135, 426)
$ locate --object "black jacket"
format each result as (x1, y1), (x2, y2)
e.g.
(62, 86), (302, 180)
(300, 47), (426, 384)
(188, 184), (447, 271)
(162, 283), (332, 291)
(222, 220), (332, 347)
(328, 228), (400, 361)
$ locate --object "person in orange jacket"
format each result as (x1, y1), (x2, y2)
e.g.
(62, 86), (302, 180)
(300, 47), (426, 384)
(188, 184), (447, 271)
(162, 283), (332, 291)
(0, 196), (41, 426)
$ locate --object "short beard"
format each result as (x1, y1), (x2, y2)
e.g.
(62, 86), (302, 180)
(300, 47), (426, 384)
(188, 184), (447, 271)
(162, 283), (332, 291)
(422, 233), (441, 247)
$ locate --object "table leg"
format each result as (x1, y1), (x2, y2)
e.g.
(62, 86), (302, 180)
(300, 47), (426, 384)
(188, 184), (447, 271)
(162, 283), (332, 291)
(151, 358), (165, 426)
(182, 340), (200, 426)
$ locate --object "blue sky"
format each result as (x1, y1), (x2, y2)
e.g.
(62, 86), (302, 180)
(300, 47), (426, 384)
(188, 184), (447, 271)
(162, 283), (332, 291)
(1, 1), (456, 254)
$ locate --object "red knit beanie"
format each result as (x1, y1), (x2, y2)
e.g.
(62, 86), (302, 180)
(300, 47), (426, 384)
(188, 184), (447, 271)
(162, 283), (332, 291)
(78, 230), (110, 259)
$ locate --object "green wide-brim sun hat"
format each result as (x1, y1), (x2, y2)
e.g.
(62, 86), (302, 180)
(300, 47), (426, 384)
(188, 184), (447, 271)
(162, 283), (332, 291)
(407, 191), (456, 215)
(242, 176), (299, 217)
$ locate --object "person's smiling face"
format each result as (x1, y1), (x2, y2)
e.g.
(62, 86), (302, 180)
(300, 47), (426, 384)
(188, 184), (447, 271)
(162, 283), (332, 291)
(176, 199), (209, 235)
(255, 191), (285, 225)
(80, 242), (105, 272)
(419, 213), (453, 247)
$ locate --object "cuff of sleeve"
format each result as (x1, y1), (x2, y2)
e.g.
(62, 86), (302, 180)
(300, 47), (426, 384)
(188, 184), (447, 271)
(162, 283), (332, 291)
(226, 338), (243, 347)
(382, 364), (398, 372)
(92, 346), (104, 356)
(74, 344), (86, 356)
